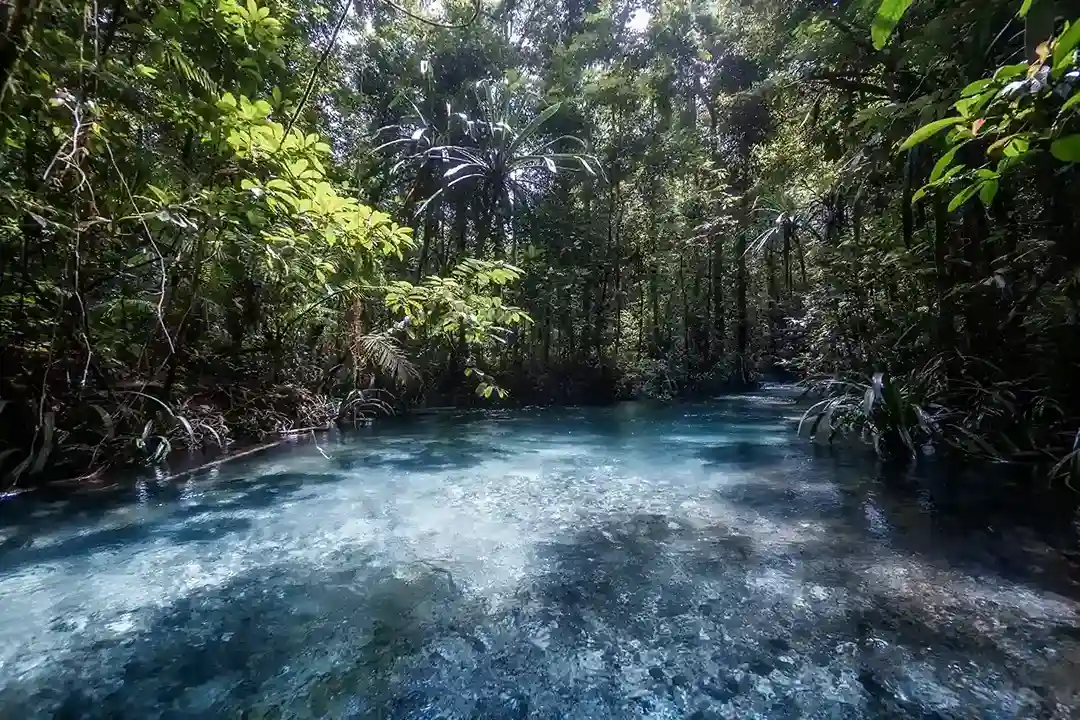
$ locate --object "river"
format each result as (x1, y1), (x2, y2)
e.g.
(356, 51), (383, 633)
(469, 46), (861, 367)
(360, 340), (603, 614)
(1, 387), (1079, 718)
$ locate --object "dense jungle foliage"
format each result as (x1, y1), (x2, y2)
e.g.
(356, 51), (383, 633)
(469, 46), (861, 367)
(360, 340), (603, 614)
(1, 0), (1080, 484)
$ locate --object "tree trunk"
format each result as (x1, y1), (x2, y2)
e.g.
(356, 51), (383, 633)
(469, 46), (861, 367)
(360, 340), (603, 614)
(712, 235), (725, 363)
(765, 247), (778, 362)
(679, 254), (690, 378)
(649, 263), (661, 356)
(636, 282), (644, 362)
(0, 0), (37, 106)
(734, 228), (749, 385)
(932, 195), (955, 352)
(454, 198), (469, 259)
(415, 202), (438, 282)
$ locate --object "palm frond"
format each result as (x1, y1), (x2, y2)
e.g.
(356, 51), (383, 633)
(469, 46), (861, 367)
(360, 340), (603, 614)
(354, 333), (419, 386)
(507, 102), (561, 156)
(163, 43), (218, 96)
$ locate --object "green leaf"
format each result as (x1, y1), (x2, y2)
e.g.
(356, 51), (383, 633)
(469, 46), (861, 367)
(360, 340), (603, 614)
(872, 0), (916, 50)
(1062, 90), (1080, 114)
(90, 404), (115, 440)
(145, 184), (171, 202)
(1050, 134), (1080, 162)
(1019, 0), (1036, 18)
(954, 90), (995, 119)
(994, 63), (1030, 81)
(929, 144), (962, 183)
(948, 182), (983, 212)
(979, 179), (999, 206)
(1004, 136), (1030, 157)
(216, 92), (237, 111)
(507, 103), (562, 157)
(959, 79), (993, 98)
(1054, 20), (1080, 70)
(899, 117), (963, 151)
(287, 159), (310, 177)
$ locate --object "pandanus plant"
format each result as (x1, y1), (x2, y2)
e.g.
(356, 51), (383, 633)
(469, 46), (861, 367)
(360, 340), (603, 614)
(375, 80), (601, 261)
(799, 372), (944, 464)
(745, 192), (816, 293)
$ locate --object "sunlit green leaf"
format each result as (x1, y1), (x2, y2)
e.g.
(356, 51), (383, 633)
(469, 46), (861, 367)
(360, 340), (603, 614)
(1053, 20), (1080, 70)
(948, 182), (983, 212)
(929, 144), (964, 183)
(217, 92), (237, 111)
(872, 0), (916, 50)
(960, 79), (994, 98)
(899, 117), (963, 151)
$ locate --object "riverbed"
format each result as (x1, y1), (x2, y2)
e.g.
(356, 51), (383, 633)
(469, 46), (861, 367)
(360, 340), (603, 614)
(1, 388), (1079, 718)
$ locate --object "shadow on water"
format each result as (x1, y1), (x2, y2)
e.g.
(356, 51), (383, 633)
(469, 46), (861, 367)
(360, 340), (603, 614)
(694, 441), (793, 474)
(527, 512), (1080, 718)
(0, 471), (350, 577)
(8, 510), (1076, 718)
(713, 452), (1080, 602)
(337, 437), (515, 473)
(0, 558), (494, 719)
(0, 517), (256, 573)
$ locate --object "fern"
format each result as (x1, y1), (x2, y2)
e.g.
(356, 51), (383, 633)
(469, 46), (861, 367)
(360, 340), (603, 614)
(163, 42), (218, 96)
(354, 333), (419, 387)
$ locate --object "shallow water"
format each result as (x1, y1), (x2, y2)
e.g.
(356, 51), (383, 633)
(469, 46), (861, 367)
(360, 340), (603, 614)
(2, 388), (1080, 718)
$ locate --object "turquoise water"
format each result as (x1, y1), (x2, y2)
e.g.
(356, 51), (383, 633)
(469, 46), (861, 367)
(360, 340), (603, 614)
(1, 388), (1079, 718)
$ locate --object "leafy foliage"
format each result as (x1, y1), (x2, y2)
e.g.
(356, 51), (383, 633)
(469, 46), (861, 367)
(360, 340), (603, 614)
(800, 373), (942, 463)
(872, 0), (916, 50)
(3, 0), (1080, 488)
(0, 0), (528, 485)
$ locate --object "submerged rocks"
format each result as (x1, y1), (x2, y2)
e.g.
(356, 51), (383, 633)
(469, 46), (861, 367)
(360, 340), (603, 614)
(748, 659), (774, 677)
(699, 675), (740, 702)
(767, 636), (791, 653)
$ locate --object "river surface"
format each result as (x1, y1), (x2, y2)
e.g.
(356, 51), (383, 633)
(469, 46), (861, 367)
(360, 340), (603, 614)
(2, 388), (1080, 718)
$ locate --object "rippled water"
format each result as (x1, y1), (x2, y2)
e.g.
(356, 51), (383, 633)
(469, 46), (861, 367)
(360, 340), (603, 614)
(2, 388), (1080, 718)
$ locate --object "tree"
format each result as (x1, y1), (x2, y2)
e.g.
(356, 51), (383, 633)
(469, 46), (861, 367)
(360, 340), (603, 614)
(3, 0), (1080, 484)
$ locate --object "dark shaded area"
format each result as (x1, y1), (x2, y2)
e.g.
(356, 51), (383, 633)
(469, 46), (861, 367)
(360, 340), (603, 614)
(694, 441), (792, 474)
(0, 559), (483, 718)
(0, 471), (350, 576)
(713, 454), (1080, 602)
(346, 437), (515, 473)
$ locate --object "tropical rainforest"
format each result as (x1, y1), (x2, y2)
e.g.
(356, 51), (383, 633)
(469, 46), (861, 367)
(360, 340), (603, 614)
(1, 0), (1080, 485)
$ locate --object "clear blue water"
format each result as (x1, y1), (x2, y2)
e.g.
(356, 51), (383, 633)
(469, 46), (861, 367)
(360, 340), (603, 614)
(2, 387), (1080, 718)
